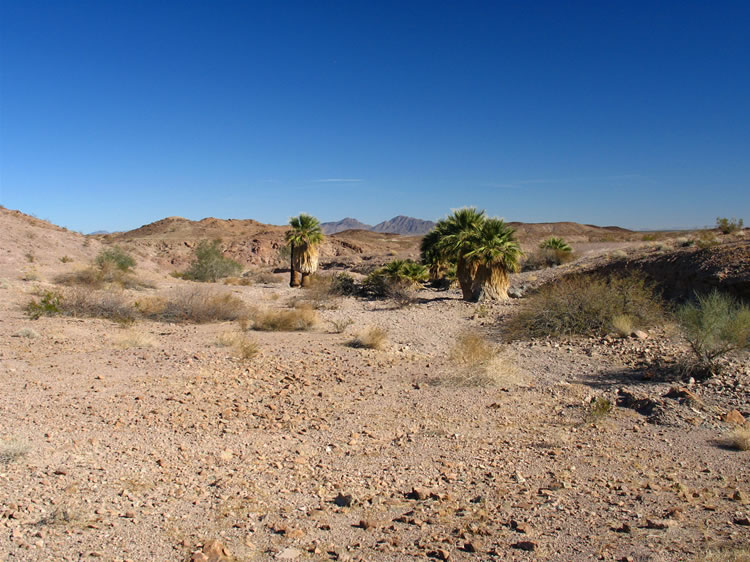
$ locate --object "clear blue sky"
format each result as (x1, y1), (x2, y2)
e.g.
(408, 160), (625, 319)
(1, 1), (748, 232)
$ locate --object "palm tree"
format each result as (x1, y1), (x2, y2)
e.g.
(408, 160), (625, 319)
(434, 207), (486, 300)
(539, 237), (572, 252)
(285, 214), (324, 288)
(420, 229), (450, 282)
(464, 218), (522, 301)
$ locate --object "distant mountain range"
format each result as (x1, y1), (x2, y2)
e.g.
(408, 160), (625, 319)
(322, 215), (436, 235)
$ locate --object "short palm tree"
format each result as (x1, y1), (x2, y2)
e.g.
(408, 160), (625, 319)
(464, 218), (522, 301)
(420, 229), (451, 282)
(285, 214), (324, 287)
(539, 237), (572, 252)
(433, 207), (486, 300)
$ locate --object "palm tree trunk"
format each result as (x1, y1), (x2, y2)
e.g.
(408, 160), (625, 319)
(456, 256), (476, 301)
(471, 264), (510, 301)
(289, 243), (301, 287)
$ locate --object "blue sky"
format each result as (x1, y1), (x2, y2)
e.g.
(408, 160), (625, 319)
(1, 1), (748, 232)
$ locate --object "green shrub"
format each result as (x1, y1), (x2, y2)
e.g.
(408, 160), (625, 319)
(363, 260), (427, 298)
(523, 248), (575, 271)
(96, 246), (135, 272)
(506, 273), (663, 339)
(26, 290), (63, 319)
(716, 217), (744, 235)
(677, 290), (750, 378)
(183, 240), (242, 282)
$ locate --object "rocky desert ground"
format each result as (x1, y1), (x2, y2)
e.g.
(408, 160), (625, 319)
(1, 207), (748, 561)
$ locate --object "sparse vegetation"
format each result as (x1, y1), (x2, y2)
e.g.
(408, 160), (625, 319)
(349, 326), (388, 350)
(182, 240), (242, 282)
(587, 397), (613, 421)
(506, 273), (663, 339)
(26, 290), (63, 319)
(0, 437), (30, 465)
(438, 331), (517, 386)
(114, 330), (155, 348)
(143, 287), (249, 323)
(716, 216), (744, 234)
(726, 426), (750, 451)
(96, 245), (136, 272)
(539, 236), (572, 252)
(697, 545), (750, 562)
(250, 305), (318, 331)
(13, 327), (40, 338)
(363, 260), (426, 305)
(523, 247), (575, 270)
(60, 255), (73, 263)
(329, 317), (354, 333)
(677, 290), (750, 379)
(25, 251), (35, 262)
(696, 230), (720, 249)
(611, 314), (634, 337)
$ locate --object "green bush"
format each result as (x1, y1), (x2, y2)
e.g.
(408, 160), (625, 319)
(506, 273), (663, 339)
(363, 260), (427, 298)
(96, 246), (135, 272)
(183, 240), (242, 282)
(677, 290), (750, 378)
(716, 217), (744, 234)
(26, 291), (63, 319)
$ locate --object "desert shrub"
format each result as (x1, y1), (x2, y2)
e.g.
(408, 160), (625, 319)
(677, 290), (750, 378)
(611, 314), (634, 337)
(506, 273), (663, 339)
(96, 246), (135, 272)
(0, 437), (30, 465)
(727, 426), (750, 451)
(114, 330), (155, 348)
(363, 260), (426, 302)
(696, 230), (720, 249)
(55, 266), (152, 290)
(523, 248), (575, 271)
(223, 276), (253, 286)
(716, 217), (744, 235)
(587, 397), (613, 421)
(13, 327), (40, 338)
(62, 288), (137, 323)
(183, 240), (242, 282)
(697, 545), (750, 562)
(250, 305), (318, 331)
(0, 279), (9, 289)
(25, 252), (35, 263)
(22, 269), (40, 281)
(26, 290), (63, 319)
(437, 331), (517, 387)
(329, 272), (358, 296)
(329, 317), (354, 333)
(234, 336), (260, 361)
(349, 326), (388, 350)
(60, 255), (73, 263)
(145, 287), (250, 323)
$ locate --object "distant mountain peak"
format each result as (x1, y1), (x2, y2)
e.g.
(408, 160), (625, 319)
(321, 215), (435, 236)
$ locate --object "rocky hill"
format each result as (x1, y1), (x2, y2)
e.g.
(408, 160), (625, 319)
(322, 215), (436, 235)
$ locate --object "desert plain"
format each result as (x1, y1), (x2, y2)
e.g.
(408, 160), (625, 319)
(1, 207), (748, 561)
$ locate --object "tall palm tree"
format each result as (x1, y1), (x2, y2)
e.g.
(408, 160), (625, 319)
(285, 214), (324, 288)
(434, 207), (486, 300)
(464, 218), (522, 301)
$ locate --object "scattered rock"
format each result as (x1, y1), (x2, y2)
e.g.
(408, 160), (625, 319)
(723, 409), (746, 425)
(333, 493), (353, 507)
(511, 541), (536, 551)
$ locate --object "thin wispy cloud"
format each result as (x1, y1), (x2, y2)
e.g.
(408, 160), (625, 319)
(313, 178), (363, 183)
(482, 174), (654, 190)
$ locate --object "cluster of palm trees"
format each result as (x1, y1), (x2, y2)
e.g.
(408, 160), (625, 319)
(420, 207), (522, 301)
(285, 207), (522, 301)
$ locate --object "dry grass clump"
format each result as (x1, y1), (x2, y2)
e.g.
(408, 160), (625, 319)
(244, 269), (284, 285)
(726, 426), (750, 451)
(506, 273), (663, 340)
(348, 326), (388, 350)
(328, 317), (354, 334)
(215, 331), (259, 360)
(437, 332), (518, 387)
(63, 288), (138, 323)
(0, 437), (30, 465)
(697, 544), (750, 562)
(611, 314), (634, 337)
(522, 248), (575, 271)
(55, 265), (153, 290)
(13, 327), (40, 338)
(250, 305), (318, 331)
(114, 330), (155, 348)
(223, 276), (253, 286)
(587, 397), (614, 422)
(151, 287), (250, 324)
